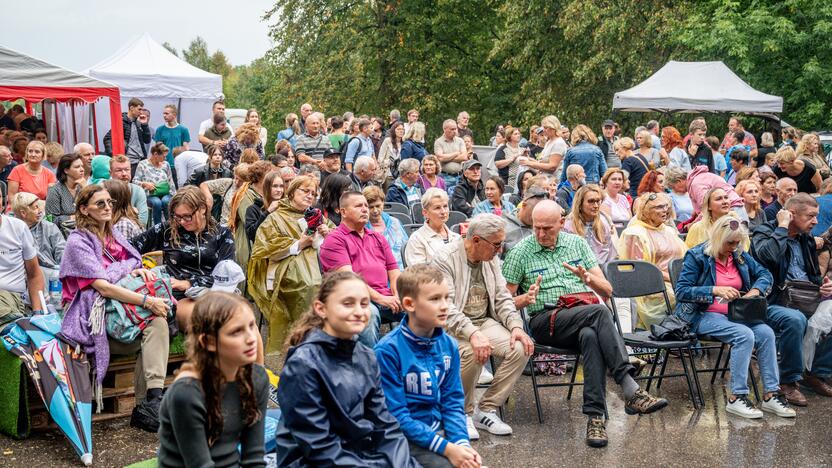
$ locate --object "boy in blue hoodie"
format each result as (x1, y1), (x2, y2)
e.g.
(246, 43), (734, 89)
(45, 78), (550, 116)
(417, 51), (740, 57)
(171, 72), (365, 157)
(375, 264), (483, 468)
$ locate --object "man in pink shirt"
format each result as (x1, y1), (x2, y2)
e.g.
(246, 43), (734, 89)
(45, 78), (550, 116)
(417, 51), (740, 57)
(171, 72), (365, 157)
(687, 165), (748, 222)
(320, 191), (401, 345)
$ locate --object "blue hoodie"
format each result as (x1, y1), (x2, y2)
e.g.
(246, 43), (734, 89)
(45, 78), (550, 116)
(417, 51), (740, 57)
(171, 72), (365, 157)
(374, 316), (470, 456)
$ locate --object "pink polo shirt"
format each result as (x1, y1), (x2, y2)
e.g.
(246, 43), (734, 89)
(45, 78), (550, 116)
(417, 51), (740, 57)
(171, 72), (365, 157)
(705, 256), (742, 315)
(320, 223), (398, 296)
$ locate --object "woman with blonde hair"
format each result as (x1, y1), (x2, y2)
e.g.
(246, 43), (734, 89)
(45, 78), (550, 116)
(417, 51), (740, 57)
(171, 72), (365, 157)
(756, 132), (777, 168)
(618, 192), (687, 329)
(635, 129), (661, 168)
(523, 115), (567, 178)
(773, 146), (822, 193)
(600, 168), (632, 225)
(616, 137), (648, 198)
(248, 175), (334, 351)
(244, 108), (268, 148)
(364, 185), (409, 269)
(400, 121), (427, 162)
(42, 141), (63, 173)
(224, 123), (265, 168)
(229, 160), (273, 274)
(7, 140), (56, 205)
(795, 133), (830, 180)
(560, 124), (606, 184)
(277, 113), (301, 149)
(685, 187), (744, 249)
(735, 180), (766, 231)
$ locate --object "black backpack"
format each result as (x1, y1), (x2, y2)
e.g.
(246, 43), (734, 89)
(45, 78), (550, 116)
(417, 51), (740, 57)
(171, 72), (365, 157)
(339, 136), (361, 169)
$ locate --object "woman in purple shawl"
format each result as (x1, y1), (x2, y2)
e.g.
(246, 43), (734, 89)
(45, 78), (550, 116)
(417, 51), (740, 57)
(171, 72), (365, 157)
(59, 184), (171, 432)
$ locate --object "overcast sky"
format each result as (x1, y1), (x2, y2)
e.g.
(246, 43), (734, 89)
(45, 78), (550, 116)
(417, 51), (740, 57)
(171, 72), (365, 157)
(2, 0), (275, 71)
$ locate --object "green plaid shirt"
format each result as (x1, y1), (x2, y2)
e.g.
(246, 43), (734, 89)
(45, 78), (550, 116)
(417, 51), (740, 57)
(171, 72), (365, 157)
(502, 232), (598, 317)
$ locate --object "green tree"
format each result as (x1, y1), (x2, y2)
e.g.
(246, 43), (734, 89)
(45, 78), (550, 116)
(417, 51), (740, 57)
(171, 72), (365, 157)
(162, 41), (179, 57)
(182, 37), (213, 72)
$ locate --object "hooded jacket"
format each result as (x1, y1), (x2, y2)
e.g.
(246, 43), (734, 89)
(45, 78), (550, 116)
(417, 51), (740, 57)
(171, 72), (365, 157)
(750, 220), (821, 305)
(450, 177), (485, 217)
(275, 329), (418, 468)
(687, 165), (744, 213)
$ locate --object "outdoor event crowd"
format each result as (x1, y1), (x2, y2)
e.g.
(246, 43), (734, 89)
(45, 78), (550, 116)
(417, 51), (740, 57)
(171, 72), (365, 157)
(2, 96), (832, 466)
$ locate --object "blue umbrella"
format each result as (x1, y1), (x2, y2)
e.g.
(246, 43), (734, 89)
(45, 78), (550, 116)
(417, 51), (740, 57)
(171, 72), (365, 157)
(2, 314), (93, 466)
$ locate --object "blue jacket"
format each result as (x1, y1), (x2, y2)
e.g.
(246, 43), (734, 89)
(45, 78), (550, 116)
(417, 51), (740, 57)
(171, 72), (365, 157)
(560, 141), (607, 184)
(277, 128), (297, 149)
(275, 329), (417, 468)
(375, 317), (470, 456)
(674, 243), (773, 330)
(400, 140), (427, 162)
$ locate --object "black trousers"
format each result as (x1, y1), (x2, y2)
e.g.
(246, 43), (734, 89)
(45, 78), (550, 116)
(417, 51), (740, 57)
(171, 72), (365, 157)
(529, 304), (633, 416)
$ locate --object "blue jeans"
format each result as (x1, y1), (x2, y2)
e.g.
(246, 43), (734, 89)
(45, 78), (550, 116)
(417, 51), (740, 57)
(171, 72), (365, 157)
(764, 304), (832, 381)
(358, 303), (381, 347)
(696, 312), (779, 395)
(148, 194), (172, 226)
(442, 174), (459, 197)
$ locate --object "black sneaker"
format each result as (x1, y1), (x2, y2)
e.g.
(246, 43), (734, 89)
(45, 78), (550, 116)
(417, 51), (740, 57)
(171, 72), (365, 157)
(586, 417), (608, 448)
(130, 396), (162, 433)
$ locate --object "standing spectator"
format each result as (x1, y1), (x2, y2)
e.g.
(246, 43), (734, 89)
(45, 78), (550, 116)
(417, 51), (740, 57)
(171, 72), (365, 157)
(685, 119), (715, 173)
(561, 125), (606, 184)
(404, 108), (420, 135)
(401, 121), (428, 163)
(327, 116), (349, 152)
(664, 167), (693, 222)
(780, 126), (798, 150)
(635, 130), (661, 168)
(524, 115), (567, 178)
(736, 180), (766, 231)
(134, 143), (176, 225)
(7, 140), (56, 203)
(365, 185), (409, 270)
(198, 100), (232, 149)
(726, 148), (751, 187)
(772, 146), (821, 194)
(370, 117), (385, 155)
(600, 168), (632, 225)
(229, 161), (272, 273)
(662, 126), (691, 171)
(763, 177), (798, 221)
(646, 120), (662, 152)
(418, 155), (446, 191)
(110, 155), (149, 227)
(295, 114), (332, 169)
(706, 136), (729, 177)
(154, 104), (190, 177)
(320, 191), (401, 346)
(617, 137), (648, 198)
(172, 147), (208, 187)
(201, 113), (233, 157)
(756, 132), (777, 169)
(751, 194), (832, 406)
(457, 111), (473, 141)
(435, 119), (468, 192)
(277, 113), (301, 149)
(245, 108), (268, 148)
(344, 118), (374, 171)
(598, 120), (619, 169)
(12, 192), (64, 282)
(406, 189), (461, 265)
(104, 98), (151, 172)
(720, 116), (758, 160)
(796, 133), (831, 180)
(46, 153), (86, 226)
(451, 160), (485, 217)
(494, 126), (525, 187)
(0, 145), (16, 183)
(473, 175), (517, 218)
(298, 103), (313, 133)
(432, 214), (533, 439)
(386, 159), (423, 208)
(224, 123), (264, 169)
(377, 122), (404, 189)
(556, 164), (586, 212)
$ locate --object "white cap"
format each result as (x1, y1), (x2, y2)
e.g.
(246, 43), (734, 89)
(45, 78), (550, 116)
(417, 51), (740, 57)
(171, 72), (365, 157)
(210, 260), (245, 293)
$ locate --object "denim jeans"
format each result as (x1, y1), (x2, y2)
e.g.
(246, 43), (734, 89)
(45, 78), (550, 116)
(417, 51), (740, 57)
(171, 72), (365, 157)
(442, 174), (459, 197)
(766, 305), (807, 384)
(696, 312), (779, 395)
(148, 194), (172, 226)
(358, 303), (382, 347)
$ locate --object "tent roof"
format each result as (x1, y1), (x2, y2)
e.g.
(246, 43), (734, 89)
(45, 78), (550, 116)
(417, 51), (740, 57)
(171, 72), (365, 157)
(0, 45), (117, 90)
(87, 33), (223, 99)
(612, 61), (783, 116)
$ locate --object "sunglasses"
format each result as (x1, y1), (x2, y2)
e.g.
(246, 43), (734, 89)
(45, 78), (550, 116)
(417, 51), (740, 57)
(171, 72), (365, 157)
(90, 199), (113, 209)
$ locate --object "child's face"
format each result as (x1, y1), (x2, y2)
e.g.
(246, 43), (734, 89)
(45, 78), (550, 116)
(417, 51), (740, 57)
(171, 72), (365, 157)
(215, 306), (259, 369)
(316, 280), (371, 340)
(406, 280), (450, 330)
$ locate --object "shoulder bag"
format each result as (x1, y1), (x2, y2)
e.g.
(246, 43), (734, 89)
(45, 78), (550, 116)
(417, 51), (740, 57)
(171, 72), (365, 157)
(780, 280), (822, 316)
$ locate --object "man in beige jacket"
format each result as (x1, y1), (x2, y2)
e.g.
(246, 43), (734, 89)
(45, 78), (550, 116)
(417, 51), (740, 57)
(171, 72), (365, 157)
(432, 213), (534, 440)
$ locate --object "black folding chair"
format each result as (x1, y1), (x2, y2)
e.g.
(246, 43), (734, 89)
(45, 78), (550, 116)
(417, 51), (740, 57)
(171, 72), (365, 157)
(519, 308), (585, 423)
(446, 211), (468, 227)
(410, 202), (425, 224)
(386, 211), (412, 225)
(450, 224), (463, 236)
(403, 223), (422, 236)
(384, 202), (411, 216)
(605, 260), (703, 409)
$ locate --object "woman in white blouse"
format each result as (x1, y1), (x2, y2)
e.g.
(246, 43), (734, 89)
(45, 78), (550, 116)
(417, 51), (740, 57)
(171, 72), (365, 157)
(404, 188), (460, 266)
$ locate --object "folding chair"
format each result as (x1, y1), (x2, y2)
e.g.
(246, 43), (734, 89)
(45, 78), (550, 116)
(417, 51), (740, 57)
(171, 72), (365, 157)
(403, 223), (422, 236)
(387, 211), (412, 225)
(446, 211), (468, 227)
(410, 202), (425, 224)
(605, 260), (703, 409)
(384, 202), (410, 216)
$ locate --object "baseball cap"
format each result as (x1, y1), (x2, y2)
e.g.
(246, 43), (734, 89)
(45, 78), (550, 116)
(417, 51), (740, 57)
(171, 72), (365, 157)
(211, 260), (246, 293)
(323, 148), (342, 159)
(603, 119), (616, 128)
(462, 159), (482, 171)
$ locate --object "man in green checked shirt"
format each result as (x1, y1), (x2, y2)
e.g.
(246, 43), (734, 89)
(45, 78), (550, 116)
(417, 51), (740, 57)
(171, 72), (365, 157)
(502, 200), (668, 448)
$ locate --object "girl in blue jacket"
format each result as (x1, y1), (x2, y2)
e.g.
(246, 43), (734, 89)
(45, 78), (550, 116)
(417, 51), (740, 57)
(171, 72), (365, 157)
(275, 271), (418, 467)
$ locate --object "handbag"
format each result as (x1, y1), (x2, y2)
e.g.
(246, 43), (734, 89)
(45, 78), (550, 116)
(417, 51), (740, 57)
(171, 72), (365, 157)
(151, 180), (170, 197)
(728, 296), (768, 324)
(546, 292), (601, 336)
(105, 266), (176, 343)
(649, 315), (695, 341)
(780, 280), (822, 316)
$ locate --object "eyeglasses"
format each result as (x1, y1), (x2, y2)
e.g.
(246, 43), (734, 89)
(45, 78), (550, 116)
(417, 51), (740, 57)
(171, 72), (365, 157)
(478, 236), (505, 251)
(585, 198), (602, 205)
(90, 199), (113, 209)
(173, 210), (197, 223)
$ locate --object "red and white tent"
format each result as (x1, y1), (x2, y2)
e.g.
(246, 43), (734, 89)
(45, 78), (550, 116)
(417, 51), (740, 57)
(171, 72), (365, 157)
(0, 45), (125, 154)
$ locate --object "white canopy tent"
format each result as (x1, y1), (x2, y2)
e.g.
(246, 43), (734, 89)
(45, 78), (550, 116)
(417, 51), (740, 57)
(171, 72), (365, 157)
(87, 33), (223, 151)
(612, 61), (783, 118)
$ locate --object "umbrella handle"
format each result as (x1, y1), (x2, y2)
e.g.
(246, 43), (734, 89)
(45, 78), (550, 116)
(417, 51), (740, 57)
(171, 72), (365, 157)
(37, 290), (48, 315)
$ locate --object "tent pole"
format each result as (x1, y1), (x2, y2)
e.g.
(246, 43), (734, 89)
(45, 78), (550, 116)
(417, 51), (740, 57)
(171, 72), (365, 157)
(54, 101), (62, 145)
(109, 91), (125, 155)
(91, 104), (100, 153)
(71, 101), (78, 147)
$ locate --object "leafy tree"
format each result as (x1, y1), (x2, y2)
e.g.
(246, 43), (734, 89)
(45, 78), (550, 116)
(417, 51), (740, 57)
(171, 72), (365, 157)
(182, 37), (213, 72)
(162, 42), (179, 57)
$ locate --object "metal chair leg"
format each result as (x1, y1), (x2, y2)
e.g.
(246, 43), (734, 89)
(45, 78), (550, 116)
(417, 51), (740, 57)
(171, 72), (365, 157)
(711, 344), (726, 384)
(720, 348), (732, 379)
(566, 354), (580, 400)
(749, 363), (761, 402)
(528, 359), (544, 424)
(656, 349), (671, 390)
(678, 347), (700, 409)
(687, 347), (704, 408)
(645, 349), (661, 392)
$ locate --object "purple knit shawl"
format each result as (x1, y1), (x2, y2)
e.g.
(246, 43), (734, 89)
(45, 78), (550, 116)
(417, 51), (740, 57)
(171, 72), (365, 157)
(59, 229), (142, 384)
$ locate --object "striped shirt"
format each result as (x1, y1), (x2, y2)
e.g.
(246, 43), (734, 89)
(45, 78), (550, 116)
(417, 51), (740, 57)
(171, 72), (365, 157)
(295, 132), (332, 160)
(502, 232), (598, 317)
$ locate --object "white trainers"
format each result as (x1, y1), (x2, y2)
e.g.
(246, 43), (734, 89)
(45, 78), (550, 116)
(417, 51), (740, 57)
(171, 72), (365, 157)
(473, 409), (513, 435)
(761, 394), (796, 418)
(466, 415), (480, 440)
(477, 368), (494, 385)
(725, 395), (763, 419)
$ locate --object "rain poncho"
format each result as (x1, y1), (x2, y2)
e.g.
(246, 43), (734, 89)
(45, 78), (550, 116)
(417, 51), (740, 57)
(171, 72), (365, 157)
(248, 199), (333, 352)
(804, 300), (832, 371)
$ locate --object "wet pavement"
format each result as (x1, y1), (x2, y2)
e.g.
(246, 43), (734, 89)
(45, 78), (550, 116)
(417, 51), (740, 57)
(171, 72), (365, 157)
(3, 354), (832, 467)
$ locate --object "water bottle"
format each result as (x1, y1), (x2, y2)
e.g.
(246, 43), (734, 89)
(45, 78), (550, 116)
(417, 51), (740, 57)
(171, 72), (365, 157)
(49, 278), (63, 312)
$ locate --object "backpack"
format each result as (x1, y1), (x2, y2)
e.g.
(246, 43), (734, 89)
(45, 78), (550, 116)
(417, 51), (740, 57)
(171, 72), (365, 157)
(105, 266), (176, 343)
(339, 136), (361, 168)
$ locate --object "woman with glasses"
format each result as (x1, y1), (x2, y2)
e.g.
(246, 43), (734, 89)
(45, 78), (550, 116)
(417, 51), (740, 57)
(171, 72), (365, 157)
(248, 175), (334, 351)
(618, 192), (687, 329)
(675, 216), (794, 419)
(130, 186), (236, 332)
(134, 142), (176, 226)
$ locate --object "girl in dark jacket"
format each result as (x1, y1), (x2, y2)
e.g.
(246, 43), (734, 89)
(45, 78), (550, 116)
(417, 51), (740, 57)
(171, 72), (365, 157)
(187, 147), (233, 186)
(275, 271), (418, 467)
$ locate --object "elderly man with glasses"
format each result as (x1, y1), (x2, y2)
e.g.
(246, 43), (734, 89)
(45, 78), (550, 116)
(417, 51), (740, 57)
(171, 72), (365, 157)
(432, 213), (534, 441)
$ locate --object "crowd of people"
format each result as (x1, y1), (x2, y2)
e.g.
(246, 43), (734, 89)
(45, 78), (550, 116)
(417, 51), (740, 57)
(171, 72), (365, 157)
(1, 98), (832, 466)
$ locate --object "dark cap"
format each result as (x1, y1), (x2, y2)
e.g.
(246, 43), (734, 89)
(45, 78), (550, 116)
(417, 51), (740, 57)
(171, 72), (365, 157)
(462, 159), (482, 171)
(322, 148), (341, 159)
(523, 187), (549, 201)
(603, 119), (616, 128)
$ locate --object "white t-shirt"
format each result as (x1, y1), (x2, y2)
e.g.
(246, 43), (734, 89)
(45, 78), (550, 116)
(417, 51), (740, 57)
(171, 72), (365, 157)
(0, 216), (38, 294)
(174, 150), (209, 187)
(541, 137), (569, 179)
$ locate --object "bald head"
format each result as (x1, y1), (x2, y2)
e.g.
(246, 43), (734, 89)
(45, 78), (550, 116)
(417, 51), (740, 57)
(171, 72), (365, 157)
(532, 200), (564, 247)
(775, 177), (797, 204)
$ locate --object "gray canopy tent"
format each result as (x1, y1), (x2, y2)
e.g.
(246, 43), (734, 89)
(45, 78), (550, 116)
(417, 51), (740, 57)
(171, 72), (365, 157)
(612, 61), (783, 119)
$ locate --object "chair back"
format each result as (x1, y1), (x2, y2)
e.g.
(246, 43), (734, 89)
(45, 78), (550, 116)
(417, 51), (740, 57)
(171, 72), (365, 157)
(605, 260), (668, 298)
(446, 211), (468, 227)
(387, 211), (412, 225)
(669, 257), (685, 289)
(410, 202), (425, 224)
(384, 202), (410, 216)
(614, 224), (626, 237)
(403, 223), (422, 236)
(450, 223), (463, 236)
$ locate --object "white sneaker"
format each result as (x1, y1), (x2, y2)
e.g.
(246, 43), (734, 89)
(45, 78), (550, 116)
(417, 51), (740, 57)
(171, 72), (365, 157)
(761, 394), (796, 418)
(466, 415), (480, 440)
(725, 395), (763, 419)
(477, 368), (494, 385)
(473, 409), (513, 435)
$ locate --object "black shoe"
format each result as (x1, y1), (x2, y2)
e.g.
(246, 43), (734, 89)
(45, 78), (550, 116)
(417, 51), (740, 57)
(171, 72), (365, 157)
(586, 417), (608, 448)
(130, 395), (162, 433)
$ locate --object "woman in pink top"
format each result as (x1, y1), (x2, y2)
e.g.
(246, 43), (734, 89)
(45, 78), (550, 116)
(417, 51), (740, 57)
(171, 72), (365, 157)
(7, 140), (56, 204)
(418, 155), (446, 191)
(600, 168), (631, 225)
